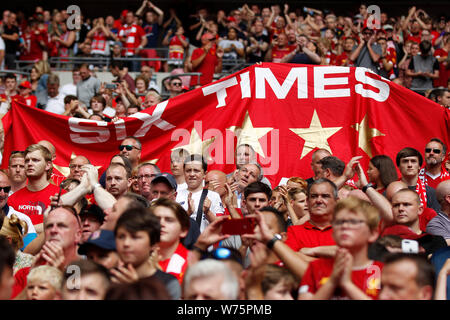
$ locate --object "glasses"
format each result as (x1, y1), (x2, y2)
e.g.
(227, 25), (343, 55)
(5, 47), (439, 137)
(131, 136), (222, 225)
(171, 82), (182, 86)
(425, 148), (441, 154)
(137, 174), (157, 180)
(332, 219), (367, 228)
(119, 145), (141, 151)
(0, 186), (11, 193)
(69, 164), (84, 170)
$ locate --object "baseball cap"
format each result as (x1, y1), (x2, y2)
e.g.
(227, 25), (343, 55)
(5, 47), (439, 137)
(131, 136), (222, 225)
(121, 10), (128, 18)
(19, 81), (31, 89)
(79, 204), (105, 223)
(151, 172), (177, 191)
(78, 229), (116, 255)
(383, 24), (394, 31)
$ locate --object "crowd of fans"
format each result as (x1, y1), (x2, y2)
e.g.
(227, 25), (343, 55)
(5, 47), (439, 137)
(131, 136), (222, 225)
(0, 2), (449, 303)
(0, 2), (449, 108)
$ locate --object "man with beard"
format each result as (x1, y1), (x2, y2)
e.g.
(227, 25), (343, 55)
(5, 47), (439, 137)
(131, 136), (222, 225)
(8, 144), (61, 232)
(419, 138), (449, 190)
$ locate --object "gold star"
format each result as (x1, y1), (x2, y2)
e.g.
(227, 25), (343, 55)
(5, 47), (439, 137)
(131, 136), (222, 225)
(171, 127), (215, 159)
(228, 111), (273, 158)
(351, 115), (385, 158)
(53, 152), (102, 177)
(290, 110), (342, 159)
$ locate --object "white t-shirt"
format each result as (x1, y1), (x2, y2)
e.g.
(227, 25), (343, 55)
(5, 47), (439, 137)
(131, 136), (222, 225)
(218, 39), (244, 60)
(176, 188), (224, 232)
(60, 83), (77, 97)
(176, 182), (188, 193)
(45, 93), (66, 114)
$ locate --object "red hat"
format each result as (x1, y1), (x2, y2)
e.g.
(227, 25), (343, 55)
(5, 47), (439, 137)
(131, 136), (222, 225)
(227, 16), (236, 22)
(182, 85), (189, 91)
(121, 10), (128, 17)
(19, 81), (31, 89)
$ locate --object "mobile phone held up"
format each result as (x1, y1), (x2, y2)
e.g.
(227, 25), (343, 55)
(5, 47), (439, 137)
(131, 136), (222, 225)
(105, 83), (117, 90)
(222, 217), (256, 235)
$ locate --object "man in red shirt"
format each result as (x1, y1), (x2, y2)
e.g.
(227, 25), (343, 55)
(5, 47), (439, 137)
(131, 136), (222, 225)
(264, 33), (295, 63)
(434, 34), (450, 88)
(298, 197), (383, 300)
(335, 37), (356, 66)
(189, 32), (224, 88)
(420, 138), (449, 190)
(118, 11), (147, 72)
(18, 81), (37, 108)
(0, 73), (25, 112)
(7, 144), (61, 232)
(19, 19), (48, 62)
(284, 178), (338, 262)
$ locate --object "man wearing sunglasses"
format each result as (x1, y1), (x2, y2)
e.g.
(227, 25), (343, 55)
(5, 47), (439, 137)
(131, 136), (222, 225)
(349, 26), (382, 74)
(118, 136), (142, 169)
(168, 76), (183, 99)
(420, 138), (449, 190)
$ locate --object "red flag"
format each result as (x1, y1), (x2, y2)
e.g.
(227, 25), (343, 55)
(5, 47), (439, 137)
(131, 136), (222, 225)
(2, 63), (449, 186)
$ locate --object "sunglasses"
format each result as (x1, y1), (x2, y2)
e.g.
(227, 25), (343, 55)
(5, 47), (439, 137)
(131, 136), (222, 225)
(425, 148), (441, 154)
(119, 145), (141, 151)
(171, 82), (182, 86)
(0, 186), (11, 193)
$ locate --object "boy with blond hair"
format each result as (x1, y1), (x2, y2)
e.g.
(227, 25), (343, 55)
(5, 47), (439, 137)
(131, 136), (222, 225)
(298, 197), (383, 300)
(26, 265), (62, 300)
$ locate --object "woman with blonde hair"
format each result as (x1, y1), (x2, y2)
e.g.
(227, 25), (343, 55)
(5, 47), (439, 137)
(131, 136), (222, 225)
(0, 213), (34, 274)
(32, 60), (52, 96)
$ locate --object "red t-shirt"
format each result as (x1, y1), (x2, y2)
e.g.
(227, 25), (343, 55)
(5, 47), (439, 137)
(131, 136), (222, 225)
(299, 258), (383, 299)
(11, 266), (31, 299)
(8, 183), (62, 225)
(285, 221), (335, 252)
(20, 28), (48, 61)
(271, 45), (295, 63)
(158, 242), (189, 283)
(0, 93), (26, 105)
(119, 24), (145, 56)
(23, 95), (37, 108)
(434, 48), (450, 88)
(190, 47), (219, 87)
(419, 207), (437, 232)
(406, 31), (422, 44)
(335, 51), (354, 67)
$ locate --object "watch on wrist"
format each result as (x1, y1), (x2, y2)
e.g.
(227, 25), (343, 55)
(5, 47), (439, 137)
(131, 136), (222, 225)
(362, 183), (374, 193)
(267, 233), (282, 249)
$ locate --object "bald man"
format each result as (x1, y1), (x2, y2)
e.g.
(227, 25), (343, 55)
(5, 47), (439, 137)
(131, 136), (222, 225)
(385, 181), (437, 233)
(37, 140), (65, 186)
(426, 180), (450, 245)
(306, 148), (332, 185)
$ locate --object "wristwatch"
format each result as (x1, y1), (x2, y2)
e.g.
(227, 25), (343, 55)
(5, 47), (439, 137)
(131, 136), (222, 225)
(362, 183), (374, 193)
(267, 234), (282, 249)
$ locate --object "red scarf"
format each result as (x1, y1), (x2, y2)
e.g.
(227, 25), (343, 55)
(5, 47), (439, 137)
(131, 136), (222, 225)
(415, 175), (428, 206)
(419, 167), (450, 187)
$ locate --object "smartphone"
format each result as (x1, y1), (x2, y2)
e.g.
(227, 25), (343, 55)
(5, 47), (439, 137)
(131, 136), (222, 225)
(105, 83), (117, 89)
(51, 183), (64, 210)
(222, 217), (256, 235)
(401, 239), (419, 253)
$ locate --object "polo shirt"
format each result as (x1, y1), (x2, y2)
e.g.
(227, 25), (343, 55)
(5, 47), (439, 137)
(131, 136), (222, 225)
(426, 211), (450, 240)
(285, 221), (335, 252)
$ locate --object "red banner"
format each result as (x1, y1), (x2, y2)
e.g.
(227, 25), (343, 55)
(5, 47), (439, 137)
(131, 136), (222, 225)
(2, 63), (449, 186)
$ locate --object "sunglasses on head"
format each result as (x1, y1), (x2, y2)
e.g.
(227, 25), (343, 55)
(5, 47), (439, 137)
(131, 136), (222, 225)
(119, 145), (140, 151)
(0, 186), (11, 193)
(425, 148), (441, 154)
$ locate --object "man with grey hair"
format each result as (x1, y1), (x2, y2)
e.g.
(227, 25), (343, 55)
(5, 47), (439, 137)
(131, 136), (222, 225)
(285, 178), (338, 261)
(234, 162), (263, 209)
(137, 162), (161, 201)
(182, 259), (239, 300)
(426, 180), (450, 245)
(37, 74), (66, 114)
